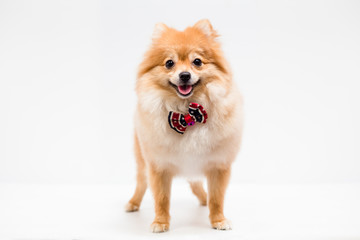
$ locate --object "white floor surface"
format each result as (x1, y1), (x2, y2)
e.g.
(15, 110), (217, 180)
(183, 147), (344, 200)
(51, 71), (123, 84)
(0, 183), (359, 240)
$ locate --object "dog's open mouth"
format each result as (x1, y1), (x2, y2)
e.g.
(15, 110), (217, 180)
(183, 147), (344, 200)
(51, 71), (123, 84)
(178, 85), (192, 95)
(169, 80), (200, 97)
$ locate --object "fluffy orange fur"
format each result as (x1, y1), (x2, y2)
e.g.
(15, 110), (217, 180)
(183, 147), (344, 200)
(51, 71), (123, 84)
(125, 19), (243, 233)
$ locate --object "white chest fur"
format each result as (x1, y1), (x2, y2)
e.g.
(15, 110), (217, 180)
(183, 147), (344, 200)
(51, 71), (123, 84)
(137, 119), (224, 177)
(135, 83), (243, 177)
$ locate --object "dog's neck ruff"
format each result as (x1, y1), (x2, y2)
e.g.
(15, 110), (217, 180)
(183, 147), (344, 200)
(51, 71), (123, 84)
(168, 102), (208, 134)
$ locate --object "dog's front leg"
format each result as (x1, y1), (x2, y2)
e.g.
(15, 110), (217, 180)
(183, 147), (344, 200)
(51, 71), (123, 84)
(206, 167), (232, 230)
(148, 165), (173, 233)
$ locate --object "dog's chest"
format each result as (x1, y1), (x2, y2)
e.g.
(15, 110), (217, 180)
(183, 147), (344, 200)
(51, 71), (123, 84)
(136, 104), (232, 177)
(155, 121), (221, 177)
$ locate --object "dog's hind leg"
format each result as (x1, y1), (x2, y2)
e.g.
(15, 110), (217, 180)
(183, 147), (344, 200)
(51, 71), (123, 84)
(189, 181), (207, 206)
(125, 134), (147, 212)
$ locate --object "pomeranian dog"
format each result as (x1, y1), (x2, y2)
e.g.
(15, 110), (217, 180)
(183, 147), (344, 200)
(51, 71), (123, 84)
(125, 19), (243, 233)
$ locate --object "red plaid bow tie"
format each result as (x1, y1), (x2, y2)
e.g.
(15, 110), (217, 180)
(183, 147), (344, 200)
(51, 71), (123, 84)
(168, 102), (208, 134)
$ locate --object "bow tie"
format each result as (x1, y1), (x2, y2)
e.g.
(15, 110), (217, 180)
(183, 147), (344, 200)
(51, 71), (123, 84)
(168, 102), (208, 134)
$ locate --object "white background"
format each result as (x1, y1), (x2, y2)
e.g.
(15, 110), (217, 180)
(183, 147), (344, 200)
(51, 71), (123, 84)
(0, 0), (360, 239)
(1, 0), (359, 185)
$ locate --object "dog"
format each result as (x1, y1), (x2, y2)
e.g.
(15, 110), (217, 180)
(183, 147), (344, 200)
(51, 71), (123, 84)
(125, 19), (243, 233)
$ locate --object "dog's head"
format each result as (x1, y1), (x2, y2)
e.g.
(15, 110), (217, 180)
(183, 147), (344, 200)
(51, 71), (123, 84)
(137, 19), (230, 101)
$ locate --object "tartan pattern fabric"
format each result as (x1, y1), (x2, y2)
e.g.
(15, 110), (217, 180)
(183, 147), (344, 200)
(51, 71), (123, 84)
(168, 103), (208, 134)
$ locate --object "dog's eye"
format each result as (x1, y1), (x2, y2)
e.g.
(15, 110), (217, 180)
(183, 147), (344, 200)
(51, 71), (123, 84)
(193, 58), (202, 67)
(165, 60), (175, 69)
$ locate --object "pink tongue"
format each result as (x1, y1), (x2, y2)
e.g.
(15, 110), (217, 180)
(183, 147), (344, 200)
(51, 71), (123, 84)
(178, 85), (192, 95)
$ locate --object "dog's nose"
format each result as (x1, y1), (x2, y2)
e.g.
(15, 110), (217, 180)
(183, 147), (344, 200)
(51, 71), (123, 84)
(179, 72), (191, 83)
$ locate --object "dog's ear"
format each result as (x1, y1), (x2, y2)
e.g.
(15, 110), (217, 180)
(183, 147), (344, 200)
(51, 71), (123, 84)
(193, 19), (217, 38)
(152, 23), (168, 40)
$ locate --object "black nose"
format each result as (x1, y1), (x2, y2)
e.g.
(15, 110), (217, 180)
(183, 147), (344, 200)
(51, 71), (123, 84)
(179, 72), (191, 82)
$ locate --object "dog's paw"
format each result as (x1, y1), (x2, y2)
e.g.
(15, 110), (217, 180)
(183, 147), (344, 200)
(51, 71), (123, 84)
(212, 219), (232, 230)
(150, 222), (169, 233)
(200, 199), (207, 206)
(125, 202), (139, 212)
